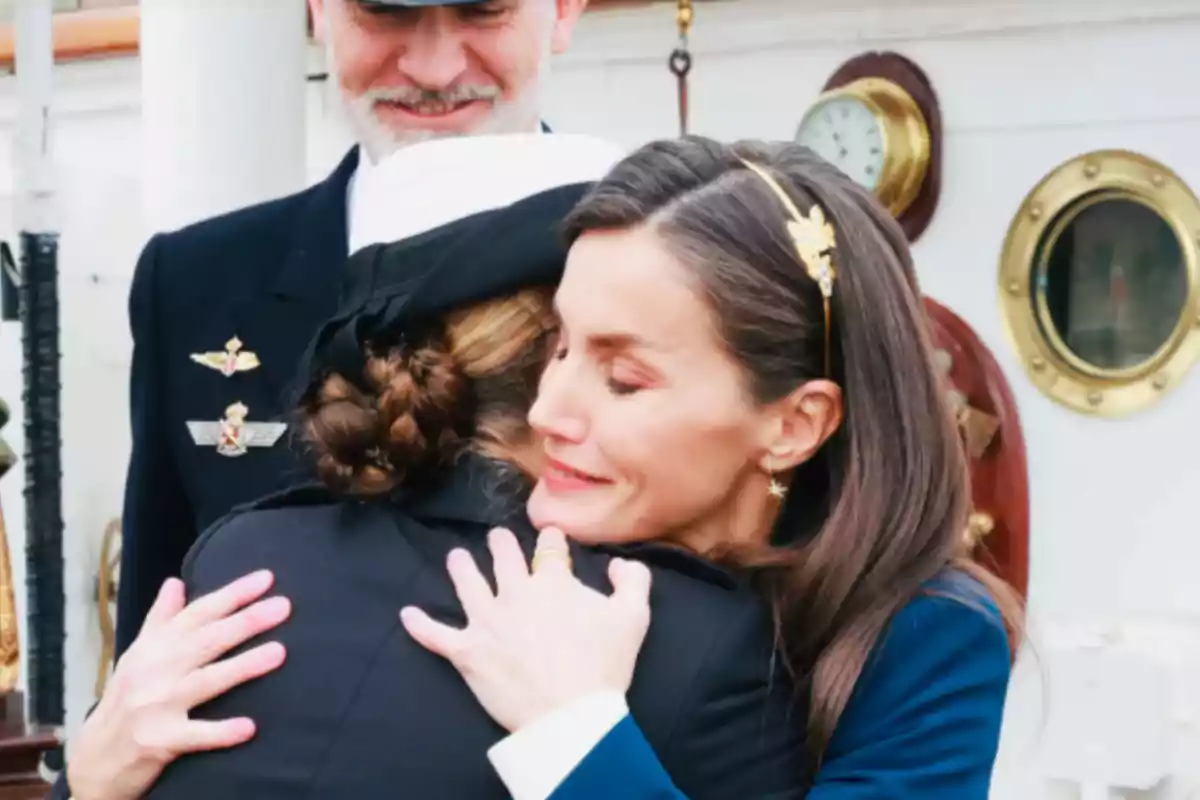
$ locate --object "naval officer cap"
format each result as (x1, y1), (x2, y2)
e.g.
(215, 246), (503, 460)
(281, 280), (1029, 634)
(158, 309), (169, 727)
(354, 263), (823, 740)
(354, 0), (494, 6)
(299, 132), (627, 399)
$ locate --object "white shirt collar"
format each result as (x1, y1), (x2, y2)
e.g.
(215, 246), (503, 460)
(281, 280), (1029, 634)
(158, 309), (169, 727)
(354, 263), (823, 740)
(346, 151), (379, 253)
(345, 133), (627, 256)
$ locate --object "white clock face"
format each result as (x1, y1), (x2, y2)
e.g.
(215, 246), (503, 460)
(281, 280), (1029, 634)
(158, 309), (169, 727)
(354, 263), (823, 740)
(796, 96), (887, 191)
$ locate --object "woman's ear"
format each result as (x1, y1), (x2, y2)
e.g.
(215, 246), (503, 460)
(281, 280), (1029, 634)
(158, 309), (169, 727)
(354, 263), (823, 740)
(756, 380), (844, 472)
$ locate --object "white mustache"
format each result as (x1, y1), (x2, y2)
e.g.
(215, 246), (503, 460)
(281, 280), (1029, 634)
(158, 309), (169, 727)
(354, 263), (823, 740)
(363, 85), (502, 105)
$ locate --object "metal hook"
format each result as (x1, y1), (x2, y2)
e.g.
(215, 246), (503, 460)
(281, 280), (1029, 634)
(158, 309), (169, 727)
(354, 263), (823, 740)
(670, 0), (694, 135)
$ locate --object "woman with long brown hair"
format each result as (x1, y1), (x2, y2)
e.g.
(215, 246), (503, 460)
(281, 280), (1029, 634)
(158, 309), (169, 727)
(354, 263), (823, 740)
(402, 135), (1023, 799)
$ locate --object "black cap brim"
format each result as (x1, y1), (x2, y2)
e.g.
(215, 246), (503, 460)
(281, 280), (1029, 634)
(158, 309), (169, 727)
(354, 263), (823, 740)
(355, 0), (490, 7)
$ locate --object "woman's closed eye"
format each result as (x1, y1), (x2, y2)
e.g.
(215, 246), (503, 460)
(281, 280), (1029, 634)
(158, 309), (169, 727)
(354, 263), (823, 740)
(545, 325), (653, 396)
(606, 360), (651, 396)
(606, 377), (641, 396)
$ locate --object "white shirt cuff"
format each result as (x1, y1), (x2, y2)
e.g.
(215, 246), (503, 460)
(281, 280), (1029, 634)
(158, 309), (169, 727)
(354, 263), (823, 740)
(487, 690), (630, 800)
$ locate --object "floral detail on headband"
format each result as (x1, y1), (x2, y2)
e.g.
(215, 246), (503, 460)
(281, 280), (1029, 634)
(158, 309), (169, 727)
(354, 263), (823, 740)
(738, 157), (839, 376)
(787, 204), (837, 299)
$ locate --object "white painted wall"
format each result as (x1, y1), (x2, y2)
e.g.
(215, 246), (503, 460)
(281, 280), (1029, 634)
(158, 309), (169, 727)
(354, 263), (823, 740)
(0, 0), (1197, 795)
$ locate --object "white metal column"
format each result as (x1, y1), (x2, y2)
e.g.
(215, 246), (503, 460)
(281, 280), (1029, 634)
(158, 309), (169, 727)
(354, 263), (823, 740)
(140, 0), (309, 233)
(14, 0), (57, 236)
(13, 0), (66, 771)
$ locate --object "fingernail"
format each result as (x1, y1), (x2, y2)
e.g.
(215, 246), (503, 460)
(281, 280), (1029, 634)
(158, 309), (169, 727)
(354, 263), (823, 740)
(261, 596), (291, 621)
(246, 569), (273, 589)
(262, 641), (287, 665)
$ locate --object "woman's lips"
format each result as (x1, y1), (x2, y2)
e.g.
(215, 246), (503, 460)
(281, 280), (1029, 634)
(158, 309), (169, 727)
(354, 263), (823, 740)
(541, 458), (611, 493)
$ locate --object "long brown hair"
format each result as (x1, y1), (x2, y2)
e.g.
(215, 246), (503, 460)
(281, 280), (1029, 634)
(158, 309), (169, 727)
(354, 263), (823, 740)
(561, 136), (1023, 771)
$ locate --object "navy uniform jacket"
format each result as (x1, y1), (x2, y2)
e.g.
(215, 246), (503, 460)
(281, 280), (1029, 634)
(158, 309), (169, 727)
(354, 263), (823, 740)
(117, 124), (557, 657)
(546, 578), (1013, 800)
(137, 457), (808, 799)
(115, 149), (361, 655)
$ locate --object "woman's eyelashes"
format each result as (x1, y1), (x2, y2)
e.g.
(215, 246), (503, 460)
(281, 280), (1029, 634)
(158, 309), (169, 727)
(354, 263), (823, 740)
(606, 359), (652, 397)
(606, 376), (641, 396)
(546, 326), (567, 361)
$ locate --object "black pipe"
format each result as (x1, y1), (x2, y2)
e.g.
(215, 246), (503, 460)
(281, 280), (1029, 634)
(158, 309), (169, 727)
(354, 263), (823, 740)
(19, 230), (64, 734)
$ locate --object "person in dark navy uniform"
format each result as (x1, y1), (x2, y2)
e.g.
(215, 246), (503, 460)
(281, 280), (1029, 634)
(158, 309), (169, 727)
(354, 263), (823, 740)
(402, 137), (1021, 800)
(115, 0), (590, 656)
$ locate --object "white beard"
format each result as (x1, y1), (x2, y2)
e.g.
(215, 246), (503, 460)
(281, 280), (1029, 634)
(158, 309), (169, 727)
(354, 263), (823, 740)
(325, 35), (552, 165)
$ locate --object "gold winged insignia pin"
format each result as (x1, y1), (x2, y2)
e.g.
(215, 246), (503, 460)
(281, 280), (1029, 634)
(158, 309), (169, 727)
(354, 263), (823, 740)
(186, 402), (287, 457)
(190, 336), (261, 377)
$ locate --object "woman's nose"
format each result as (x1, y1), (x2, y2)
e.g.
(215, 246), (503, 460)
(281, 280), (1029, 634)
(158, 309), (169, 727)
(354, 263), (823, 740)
(528, 363), (587, 443)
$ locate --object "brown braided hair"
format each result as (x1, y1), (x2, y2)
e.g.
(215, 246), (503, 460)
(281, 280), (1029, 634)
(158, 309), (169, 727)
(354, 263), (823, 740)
(299, 287), (556, 495)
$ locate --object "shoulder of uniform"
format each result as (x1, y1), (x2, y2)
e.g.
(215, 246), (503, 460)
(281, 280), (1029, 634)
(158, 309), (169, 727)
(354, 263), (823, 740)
(137, 181), (328, 298)
(233, 481), (341, 514)
(149, 187), (313, 268)
(180, 482), (342, 580)
(130, 183), (326, 324)
(164, 184), (316, 247)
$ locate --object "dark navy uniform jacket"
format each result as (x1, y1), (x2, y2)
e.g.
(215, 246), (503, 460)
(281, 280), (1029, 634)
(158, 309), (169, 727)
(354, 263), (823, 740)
(117, 123), (555, 656)
(115, 149), (363, 655)
(143, 456), (808, 799)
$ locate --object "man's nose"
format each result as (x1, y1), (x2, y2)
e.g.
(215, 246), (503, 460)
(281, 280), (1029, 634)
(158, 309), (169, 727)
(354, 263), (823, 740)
(396, 21), (470, 91)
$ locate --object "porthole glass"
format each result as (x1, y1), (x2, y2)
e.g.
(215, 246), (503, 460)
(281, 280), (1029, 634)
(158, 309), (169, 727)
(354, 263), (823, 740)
(1034, 192), (1188, 374)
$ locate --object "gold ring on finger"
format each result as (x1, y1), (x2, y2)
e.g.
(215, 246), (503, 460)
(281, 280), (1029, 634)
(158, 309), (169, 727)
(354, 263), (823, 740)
(531, 547), (572, 573)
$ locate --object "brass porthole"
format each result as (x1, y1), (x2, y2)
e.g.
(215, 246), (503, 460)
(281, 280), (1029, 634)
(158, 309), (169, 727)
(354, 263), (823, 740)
(998, 150), (1200, 417)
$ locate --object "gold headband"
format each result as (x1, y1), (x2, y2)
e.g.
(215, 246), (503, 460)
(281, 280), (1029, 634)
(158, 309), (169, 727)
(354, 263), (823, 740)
(739, 158), (838, 376)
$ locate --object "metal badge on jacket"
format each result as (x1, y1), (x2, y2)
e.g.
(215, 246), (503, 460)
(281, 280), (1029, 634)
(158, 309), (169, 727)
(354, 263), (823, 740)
(190, 336), (261, 377)
(187, 402), (286, 457)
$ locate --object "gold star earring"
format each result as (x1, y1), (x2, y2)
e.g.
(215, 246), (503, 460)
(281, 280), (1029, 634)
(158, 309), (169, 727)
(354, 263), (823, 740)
(767, 468), (787, 500)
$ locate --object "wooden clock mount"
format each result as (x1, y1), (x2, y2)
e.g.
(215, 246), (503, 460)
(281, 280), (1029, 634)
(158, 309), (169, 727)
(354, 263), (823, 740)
(819, 51), (943, 242)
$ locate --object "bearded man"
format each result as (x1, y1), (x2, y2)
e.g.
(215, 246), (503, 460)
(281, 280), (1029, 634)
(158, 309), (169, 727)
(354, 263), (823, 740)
(115, 0), (588, 656)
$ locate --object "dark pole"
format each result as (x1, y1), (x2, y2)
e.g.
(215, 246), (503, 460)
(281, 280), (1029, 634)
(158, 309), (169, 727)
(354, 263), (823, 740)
(19, 231), (64, 735)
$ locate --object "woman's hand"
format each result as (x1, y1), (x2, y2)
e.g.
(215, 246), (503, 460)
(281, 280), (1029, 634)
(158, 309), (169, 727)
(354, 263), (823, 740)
(68, 570), (290, 800)
(400, 527), (652, 733)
